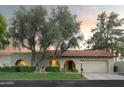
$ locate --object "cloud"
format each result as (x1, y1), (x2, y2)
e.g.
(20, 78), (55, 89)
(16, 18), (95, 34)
(80, 5), (100, 28)
(79, 5), (100, 39)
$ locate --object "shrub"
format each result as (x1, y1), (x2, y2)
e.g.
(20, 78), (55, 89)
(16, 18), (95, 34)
(0, 67), (2, 71)
(61, 67), (78, 72)
(72, 67), (78, 72)
(0, 66), (21, 72)
(46, 66), (60, 72)
(61, 67), (67, 72)
(0, 67), (12, 72)
(1, 67), (8, 72)
(19, 66), (35, 72)
(0, 66), (35, 72)
(11, 66), (20, 72)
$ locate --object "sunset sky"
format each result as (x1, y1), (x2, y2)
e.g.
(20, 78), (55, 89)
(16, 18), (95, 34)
(0, 5), (124, 39)
(0, 5), (124, 51)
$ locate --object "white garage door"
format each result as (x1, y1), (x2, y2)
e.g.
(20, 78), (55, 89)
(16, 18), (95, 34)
(82, 61), (108, 72)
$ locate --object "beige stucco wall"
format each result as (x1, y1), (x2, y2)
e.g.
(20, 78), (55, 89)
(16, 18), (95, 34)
(11, 53), (32, 66)
(11, 53), (50, 66)
(108, 58), (114, 73)
(10, 53), (114, 73)
(0, 55), (11, 67)
(57, 57), (114, 73)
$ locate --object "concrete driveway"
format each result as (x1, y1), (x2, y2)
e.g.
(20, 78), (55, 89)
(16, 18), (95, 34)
(82, 73), (124, 80)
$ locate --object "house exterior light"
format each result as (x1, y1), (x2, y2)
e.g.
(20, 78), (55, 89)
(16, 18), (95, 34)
(51, 59), (59, 67)
(80, 59), (83, 77)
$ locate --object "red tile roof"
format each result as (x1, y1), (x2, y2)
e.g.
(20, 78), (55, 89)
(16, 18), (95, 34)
(0, 50), (114, 58)
(49, 50), (114, 58)
(0, 51), (11, 56)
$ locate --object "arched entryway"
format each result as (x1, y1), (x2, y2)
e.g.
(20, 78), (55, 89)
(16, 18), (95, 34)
(15, 59), (27, 66)
(64, 60), (76, 72)
(50, 59), (60, 67)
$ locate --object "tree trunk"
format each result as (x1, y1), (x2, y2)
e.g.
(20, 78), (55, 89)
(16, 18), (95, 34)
(35, 50), (47, 72)
(106, 33), (109, 51)
(31, 50), (36, 66)
(35, 42), (51, 72)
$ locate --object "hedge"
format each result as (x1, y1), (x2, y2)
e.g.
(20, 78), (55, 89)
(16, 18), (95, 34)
(61, 67), (67, 72)
(46, 66), (60, 72)
(61, 67), (78, 72)
(0, 67), (12, 72)
(19, 66), (35, 72)
(0, 66), (35, 72)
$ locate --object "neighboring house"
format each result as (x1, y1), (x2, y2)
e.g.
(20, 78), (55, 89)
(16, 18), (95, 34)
(0, 50), (114, 73)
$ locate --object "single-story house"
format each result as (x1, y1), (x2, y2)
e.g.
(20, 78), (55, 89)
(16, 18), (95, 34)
(0, 50), (114, 73)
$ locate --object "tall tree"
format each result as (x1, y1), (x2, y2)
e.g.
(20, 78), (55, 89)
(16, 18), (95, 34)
(9, 6), (47, 66)
(36, 6), (83, 69)
(48, 7), (82, 57)
(0, 14), (9, 49)
(9, 6), (83, 70)
(87, 12), (124, 56)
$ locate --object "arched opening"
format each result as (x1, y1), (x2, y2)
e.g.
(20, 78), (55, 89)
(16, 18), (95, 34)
(64, 60), (76, 72)
(15, 59), (27, 66)
(50, 59), (59, 67)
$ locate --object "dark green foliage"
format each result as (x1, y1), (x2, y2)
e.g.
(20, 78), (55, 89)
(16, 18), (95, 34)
(87, 11), (124, 57)
(9, 6), (83, 69)
(61, 67), (78, 72)
(61, 67), (68, 72)
(47, 6), (83, 55)
(72, 66), (78, 72)
(0, 67), (12, 72)
(46, 66), (60, 72)
(0, 14), (9, 49)
(19, 66), (35, 72)
(0, 66), (35, 72)
(9, 6), (47, 66)
(11, 66), (20, 72)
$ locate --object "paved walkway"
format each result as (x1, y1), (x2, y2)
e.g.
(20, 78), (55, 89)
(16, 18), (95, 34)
(82, 73), (124, 80)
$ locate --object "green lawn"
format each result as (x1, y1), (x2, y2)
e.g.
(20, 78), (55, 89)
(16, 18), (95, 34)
(0, 72), (86, 80)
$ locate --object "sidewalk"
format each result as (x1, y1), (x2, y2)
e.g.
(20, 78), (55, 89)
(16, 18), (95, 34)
(82, 72), (124, 80)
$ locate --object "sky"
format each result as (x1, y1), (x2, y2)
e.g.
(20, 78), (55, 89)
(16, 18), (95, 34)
(1, 5), (124, 40)
(0, 5), (124, 51)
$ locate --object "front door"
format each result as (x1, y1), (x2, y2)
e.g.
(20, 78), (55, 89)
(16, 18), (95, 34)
(68, 61), (73, 71)
(64, 60), (76, 72)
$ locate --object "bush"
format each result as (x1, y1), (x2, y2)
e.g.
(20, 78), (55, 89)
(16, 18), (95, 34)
(19, 66), (35, 72)
(0, 67), (2, 71)
(0, 66), (35, 72)
(61, 67), (78, 72)
(11, 66), (20, 72)
(72, 67), (78, 72)
(46, 66), (60, 72)
(61, 67), (67, 72)
(0, 67), (12, 72)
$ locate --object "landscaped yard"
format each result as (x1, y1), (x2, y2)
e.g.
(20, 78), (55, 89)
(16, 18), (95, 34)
(0, 72), (86, 80)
